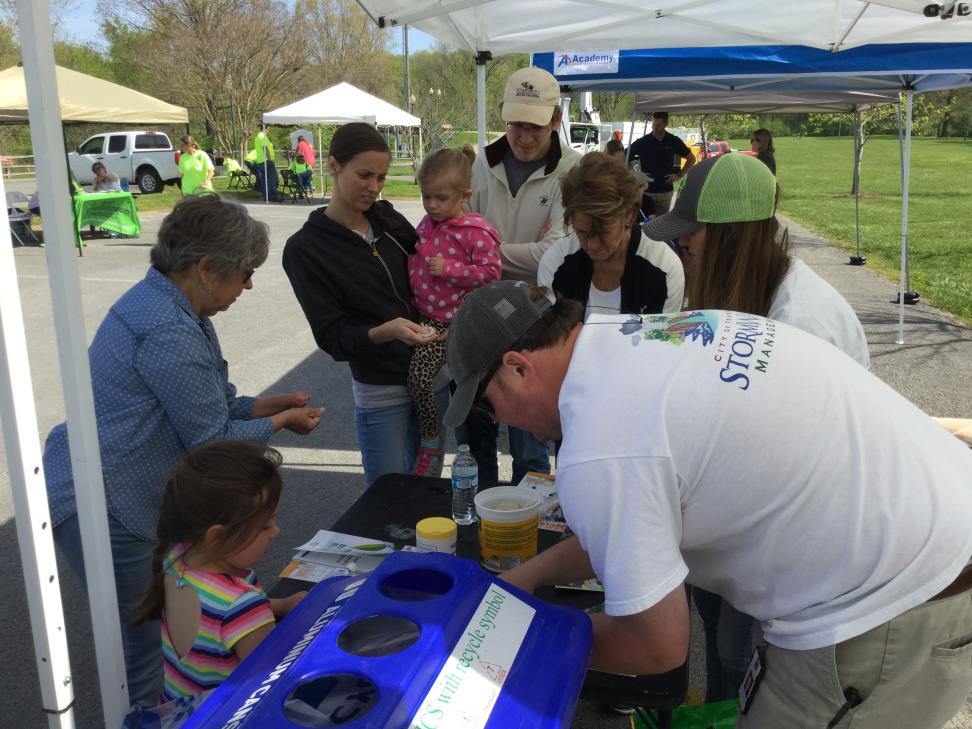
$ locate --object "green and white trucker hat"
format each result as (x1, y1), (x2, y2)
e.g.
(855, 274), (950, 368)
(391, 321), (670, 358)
(643, 152), (777, 241)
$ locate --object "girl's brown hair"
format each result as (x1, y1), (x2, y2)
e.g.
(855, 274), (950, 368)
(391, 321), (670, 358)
(133, 441), (283, 626)
(417, 148), (472, 191)
(180, 134), (199, 150)
(686, 218), (791, 316)
(561, 152), (641, 234)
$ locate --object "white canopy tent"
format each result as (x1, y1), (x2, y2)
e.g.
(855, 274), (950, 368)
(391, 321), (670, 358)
(263, 81), (418, 126)
(259, 82), (418, 202)
(3, 1), (972, 725)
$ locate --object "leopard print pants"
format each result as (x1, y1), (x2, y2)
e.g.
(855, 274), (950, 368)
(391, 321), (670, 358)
(407, 316), (450, 441)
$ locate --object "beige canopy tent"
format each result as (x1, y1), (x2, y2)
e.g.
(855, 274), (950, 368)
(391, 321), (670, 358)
(0, 64), (188, 124)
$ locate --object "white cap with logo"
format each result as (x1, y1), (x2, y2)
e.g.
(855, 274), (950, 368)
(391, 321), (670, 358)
(501, 67), (561, 127)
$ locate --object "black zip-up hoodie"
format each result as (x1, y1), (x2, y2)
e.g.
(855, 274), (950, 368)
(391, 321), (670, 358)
(283, 201), (419, 386)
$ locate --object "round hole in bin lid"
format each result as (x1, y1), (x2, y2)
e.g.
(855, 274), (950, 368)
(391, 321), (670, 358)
(283, 673), (378, 727)
(377, 568), (453, 602)
(337, 614), (421, 657)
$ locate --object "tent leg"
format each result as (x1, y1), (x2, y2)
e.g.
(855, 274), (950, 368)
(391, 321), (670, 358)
(476, 52), (489, 154)
(850, 111), (866, 265)
(896, 92), (917, 345)
(16, 0), (129, 725)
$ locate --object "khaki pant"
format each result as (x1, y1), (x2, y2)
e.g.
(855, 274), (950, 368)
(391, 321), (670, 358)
(646, 191), (675, 215)
(737, 586), (972, 729)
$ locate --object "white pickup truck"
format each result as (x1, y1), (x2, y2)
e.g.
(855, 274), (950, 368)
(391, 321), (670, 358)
(68, 131), (181, 193)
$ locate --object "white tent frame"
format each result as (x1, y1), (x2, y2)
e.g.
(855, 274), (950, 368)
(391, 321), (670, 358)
(3, 2), (970, 725)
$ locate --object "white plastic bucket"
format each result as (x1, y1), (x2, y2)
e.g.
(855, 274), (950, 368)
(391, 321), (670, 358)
(474, 486), (542, 572)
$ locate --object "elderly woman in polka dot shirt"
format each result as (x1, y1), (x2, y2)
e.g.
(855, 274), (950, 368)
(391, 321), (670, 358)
(42, 194), (324, 707)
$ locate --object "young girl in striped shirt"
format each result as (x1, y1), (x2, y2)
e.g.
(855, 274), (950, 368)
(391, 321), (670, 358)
(133, 441), (306, 702)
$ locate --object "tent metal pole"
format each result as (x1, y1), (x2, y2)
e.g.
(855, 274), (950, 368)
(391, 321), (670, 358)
(262, 123), (269, 203)
(897, 91), (914, 345)
(0, 173), (77, 729)
(318, 126), (324, 195)
(15, 0), (128, 724)
(476, 52), (488, 153)
(850, 110), (866, 265)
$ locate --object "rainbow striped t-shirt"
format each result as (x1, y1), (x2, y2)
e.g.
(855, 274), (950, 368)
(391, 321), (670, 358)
(161, 546), (276, 701)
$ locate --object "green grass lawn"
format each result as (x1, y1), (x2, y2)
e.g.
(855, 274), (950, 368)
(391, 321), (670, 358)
(731, 136), (972, 323)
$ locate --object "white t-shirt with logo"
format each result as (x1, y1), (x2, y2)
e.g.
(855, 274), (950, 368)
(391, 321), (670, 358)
(769, 257), (870, 368)
(556, 311), (972, 650)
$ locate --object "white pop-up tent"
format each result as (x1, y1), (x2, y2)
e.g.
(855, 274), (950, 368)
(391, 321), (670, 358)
(3, 1), (971, 726)
(263, 81), (418, 126)
(257, 82), (418, 202)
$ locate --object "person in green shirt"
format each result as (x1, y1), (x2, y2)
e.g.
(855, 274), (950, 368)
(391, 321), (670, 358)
(251, 128), (278, 202)
(178, 135), (214, 195)
(288, 153), (314, 194)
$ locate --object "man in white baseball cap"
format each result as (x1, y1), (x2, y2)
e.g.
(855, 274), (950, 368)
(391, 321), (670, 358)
(465, 66), (582, 485)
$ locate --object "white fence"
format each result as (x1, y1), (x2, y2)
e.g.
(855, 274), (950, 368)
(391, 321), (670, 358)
(1, 154), (36, 179)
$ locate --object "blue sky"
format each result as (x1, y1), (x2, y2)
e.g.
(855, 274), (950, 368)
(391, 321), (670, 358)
(66, 1), (436, 53)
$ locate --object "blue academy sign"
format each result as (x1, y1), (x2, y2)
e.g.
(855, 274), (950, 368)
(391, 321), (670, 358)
(553, 50), (619, 76)
(535, 43), (972, 93)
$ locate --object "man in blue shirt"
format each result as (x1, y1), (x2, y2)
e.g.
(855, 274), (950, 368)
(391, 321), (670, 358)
(628, 111), (696, 215)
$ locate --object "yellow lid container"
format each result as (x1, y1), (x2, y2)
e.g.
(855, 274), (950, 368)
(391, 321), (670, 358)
(416, 517), (457, 554)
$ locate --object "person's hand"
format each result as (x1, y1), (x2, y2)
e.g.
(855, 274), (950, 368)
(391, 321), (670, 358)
(664, 172), (682, 184)
(370, 318), (438, 346)
(284, 406), (324, 435)
(272, 590), (308, 619)
(285, 391), (311, 408)
(426, 255), (445, 277)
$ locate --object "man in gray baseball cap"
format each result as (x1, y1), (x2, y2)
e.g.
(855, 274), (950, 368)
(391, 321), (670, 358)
(442, 282), (972, 729)
(444, 280), (552, 429)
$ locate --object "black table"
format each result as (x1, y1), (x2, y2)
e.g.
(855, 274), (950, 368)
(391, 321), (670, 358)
(272, 473), (687, 722)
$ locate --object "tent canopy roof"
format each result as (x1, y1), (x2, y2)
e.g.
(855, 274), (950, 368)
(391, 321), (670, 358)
(263, 82), (420, 126)
(533, 43), (972, 95)
(630, 90), (900, 115)
(356, 1), (972, 55)
(0, 64), (188, 124)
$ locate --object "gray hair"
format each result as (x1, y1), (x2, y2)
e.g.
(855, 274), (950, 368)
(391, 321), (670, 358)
(151, 194), (269, 277)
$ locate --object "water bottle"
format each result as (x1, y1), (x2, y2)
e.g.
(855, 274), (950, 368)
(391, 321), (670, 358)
(451, 444), (479, 525)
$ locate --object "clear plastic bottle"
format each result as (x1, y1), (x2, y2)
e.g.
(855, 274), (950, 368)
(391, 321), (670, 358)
(451, 444), (479, 525)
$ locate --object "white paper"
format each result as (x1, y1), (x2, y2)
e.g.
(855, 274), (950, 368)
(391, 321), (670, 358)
(295, 529), (395, 556)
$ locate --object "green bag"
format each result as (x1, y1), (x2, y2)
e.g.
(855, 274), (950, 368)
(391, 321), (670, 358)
(635, 699), (740, 729)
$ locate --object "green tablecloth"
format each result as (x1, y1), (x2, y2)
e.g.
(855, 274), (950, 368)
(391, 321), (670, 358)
(74, 191), (141, 244)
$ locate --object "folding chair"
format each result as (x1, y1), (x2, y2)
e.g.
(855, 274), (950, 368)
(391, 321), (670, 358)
(7, 190), (39, 245)
(227, 168), (253, 190)
(279, 169), (304, 203)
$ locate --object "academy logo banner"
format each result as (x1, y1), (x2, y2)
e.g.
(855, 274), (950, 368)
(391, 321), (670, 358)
(553, 50), (619, 76)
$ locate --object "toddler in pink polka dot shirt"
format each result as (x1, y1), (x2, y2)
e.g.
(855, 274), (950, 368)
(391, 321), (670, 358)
(407, 148), (502, 476)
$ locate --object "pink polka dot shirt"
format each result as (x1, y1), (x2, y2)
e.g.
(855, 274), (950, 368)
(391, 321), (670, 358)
(408, 213), (502, 324)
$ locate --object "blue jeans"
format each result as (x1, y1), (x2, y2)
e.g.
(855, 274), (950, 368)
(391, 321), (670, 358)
(297, 169), (313, 192)
(692, 586), (759, 702)
(355, 388), (448, 486)
(464, 415), (551, 485)
(55, 513), (161, 707)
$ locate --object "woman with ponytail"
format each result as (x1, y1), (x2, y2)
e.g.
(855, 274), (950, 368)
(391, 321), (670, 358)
(134, 441), (304, 702)
(283, 122), (449, 485)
